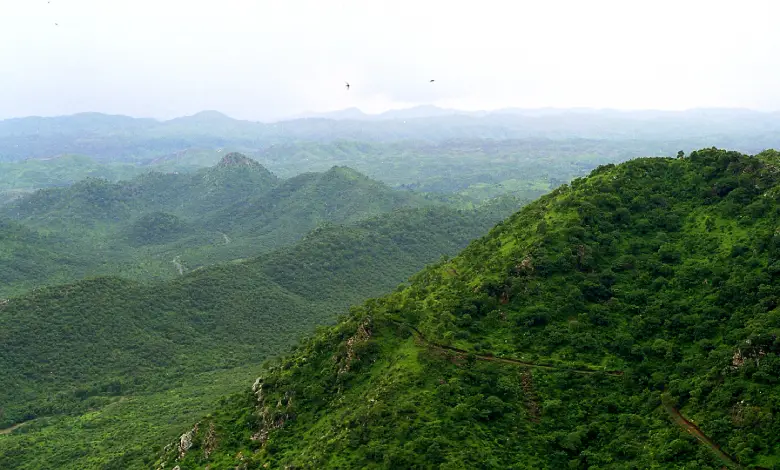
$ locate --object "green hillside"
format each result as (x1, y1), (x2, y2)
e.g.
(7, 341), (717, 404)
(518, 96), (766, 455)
(0, 218), (99, 293)
(0, 203), (520, 469)
(0, 137), (724, 206)
(253, 139), (643, 197)
(0, 155), (148, 199)
(0, 154), (443, 297)
(154, 148), (780, 469)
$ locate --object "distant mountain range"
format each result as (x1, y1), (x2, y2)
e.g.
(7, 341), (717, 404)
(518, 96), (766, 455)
(2, 107), (780, 163)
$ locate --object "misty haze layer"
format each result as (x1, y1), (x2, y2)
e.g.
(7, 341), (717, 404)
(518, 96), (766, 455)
(1, 0), (779, 120)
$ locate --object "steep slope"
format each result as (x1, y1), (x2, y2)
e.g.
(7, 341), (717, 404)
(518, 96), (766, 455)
(0, 138), (686, 206)
(156, 148), (780, 469)
(0, 203), (520, 470)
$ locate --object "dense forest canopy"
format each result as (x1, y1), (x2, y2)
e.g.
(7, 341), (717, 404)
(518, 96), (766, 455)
(0, 153), (524, 468)
(3, 140), (780, 469)
(0, 153), (480, 297)
(152, 148), (780, 470)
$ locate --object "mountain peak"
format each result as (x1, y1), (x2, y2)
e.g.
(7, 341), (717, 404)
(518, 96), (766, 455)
(178, 110), (234, 122)
(216, 152), (264, 169)
(206, 152), (278, 189)
(322, 165), (366, 179)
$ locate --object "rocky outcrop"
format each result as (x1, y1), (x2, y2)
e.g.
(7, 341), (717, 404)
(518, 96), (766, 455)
(249, 377), (294, 446)
(729, 338), (770, 370)
(334, 316), (373, 375)
(179, 423), (199, 459)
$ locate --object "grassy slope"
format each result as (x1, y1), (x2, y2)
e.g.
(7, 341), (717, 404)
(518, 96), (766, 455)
(0, 203), (520, 470)
(156, 148), (780, 469)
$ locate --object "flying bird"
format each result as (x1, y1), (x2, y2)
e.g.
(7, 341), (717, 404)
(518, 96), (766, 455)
(345, 82), (350, 90)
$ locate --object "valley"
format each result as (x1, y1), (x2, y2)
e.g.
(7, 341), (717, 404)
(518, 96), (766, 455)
(0, 150), (526, 469)
(1, 117), (779, 469)
(5, 1), (780, 467)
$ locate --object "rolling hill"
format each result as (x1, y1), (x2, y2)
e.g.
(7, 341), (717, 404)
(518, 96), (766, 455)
(0, 153), (446, 297)
(0, 201), (521, 469)
(154, 148), (780, 469)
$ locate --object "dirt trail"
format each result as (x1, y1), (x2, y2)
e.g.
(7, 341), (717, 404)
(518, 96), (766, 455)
(0, 421), (31, 435)
(391, 319), (755, 468)
(661, 402), (744, 469)
(396, 320), (623, 376)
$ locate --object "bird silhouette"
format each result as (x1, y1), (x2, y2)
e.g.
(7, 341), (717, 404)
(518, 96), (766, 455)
(430, 79), (435, 82)
(345, 82), (350, 90)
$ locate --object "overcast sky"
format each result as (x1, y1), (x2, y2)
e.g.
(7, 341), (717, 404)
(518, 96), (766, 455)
(1, 0), (779, 121)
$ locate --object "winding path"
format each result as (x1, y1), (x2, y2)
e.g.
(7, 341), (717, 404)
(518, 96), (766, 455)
(0, 421), (31, 435)
(390, 319), (752, 469)
(395, 320), (623, 376)
(661, 402), (743, 469)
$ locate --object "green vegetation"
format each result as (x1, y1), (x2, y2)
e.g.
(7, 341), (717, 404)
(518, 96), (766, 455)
(0, 200), (519, 469)
(253, 139), (636, 199)
(126, 212), (191, 246)
(0, 366), (264, 470)
(154, 148), (779, 469)
(0, 155), (147, 203)
(1, 138), (648, 205)
(0, 153), (457, 297)
(0, 218), (98, 293)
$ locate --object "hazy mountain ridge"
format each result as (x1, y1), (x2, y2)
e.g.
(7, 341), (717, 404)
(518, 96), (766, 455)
(3, 108), (780, 162)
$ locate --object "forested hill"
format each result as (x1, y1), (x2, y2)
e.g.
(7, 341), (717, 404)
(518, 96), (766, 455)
(3, 152), (426, 231)
(157, 148), (780, 469)
(0, 139), (652, 205)
(0, 153), (447, 297)
(0, 202), (520, 470)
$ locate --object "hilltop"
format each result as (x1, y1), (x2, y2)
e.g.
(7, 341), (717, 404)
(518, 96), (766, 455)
(155, 148), (780, 469)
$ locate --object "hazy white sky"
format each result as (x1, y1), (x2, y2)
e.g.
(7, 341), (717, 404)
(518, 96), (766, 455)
(1, 0), (779, 121)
